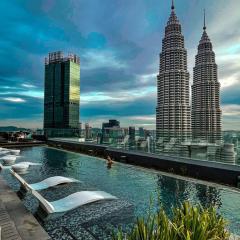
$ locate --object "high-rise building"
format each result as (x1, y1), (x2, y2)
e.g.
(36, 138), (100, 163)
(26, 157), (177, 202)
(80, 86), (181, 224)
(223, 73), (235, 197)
(102, 119), (120, 129)
(85, 123), (92, 140)
(44, 51), (80, 137)
(192, 12), (222, 143)
(101, 119), (121, 144)
(138, 127), (145, 138)
(156, 1), (191, 144)
(129, 126), (136, 142)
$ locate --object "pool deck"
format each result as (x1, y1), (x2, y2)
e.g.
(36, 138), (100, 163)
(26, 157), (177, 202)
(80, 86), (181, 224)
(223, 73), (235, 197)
(0, 176), (50, 240)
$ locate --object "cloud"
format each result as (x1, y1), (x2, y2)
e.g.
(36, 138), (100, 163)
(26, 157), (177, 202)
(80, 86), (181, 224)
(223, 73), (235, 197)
(80, 92), (156, 122)
(81, 86), (156, 104)
(0, 0), (240, 130)
(21, 83), (36, 88)
(2, 97), (26, 103)
(0, 80), (44, 99)
(0, 94), (43, 121)
(128, 115), (155, 121)
(222, 104), (240, 117)
(81, 50), (127, 70)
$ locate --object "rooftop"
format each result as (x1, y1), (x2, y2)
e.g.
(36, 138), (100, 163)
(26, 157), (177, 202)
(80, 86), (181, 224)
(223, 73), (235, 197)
(44, 51), (80, 65)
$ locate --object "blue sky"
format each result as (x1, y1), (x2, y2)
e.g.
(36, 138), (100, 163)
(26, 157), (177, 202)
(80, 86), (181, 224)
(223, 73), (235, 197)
(0, 0), (240, 130)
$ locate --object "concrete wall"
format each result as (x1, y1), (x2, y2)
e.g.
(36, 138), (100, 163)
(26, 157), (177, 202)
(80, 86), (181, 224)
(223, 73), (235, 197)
(47, 140), (240, 188)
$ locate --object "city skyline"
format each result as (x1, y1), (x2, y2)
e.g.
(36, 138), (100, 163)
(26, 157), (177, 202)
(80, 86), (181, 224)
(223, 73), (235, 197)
(0, 0), (240, 130)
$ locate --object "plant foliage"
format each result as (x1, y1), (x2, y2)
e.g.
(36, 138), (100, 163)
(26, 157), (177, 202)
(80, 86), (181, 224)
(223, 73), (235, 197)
(112, 201), (230, 240)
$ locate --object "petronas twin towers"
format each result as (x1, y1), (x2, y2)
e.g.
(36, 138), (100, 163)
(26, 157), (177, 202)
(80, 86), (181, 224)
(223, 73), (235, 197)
(192, 12), (222, 143)
(156, 1), (222, 145)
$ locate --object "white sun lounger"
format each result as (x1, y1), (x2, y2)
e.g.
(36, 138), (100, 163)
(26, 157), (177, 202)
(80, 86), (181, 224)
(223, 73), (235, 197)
(32, 190), (117, 214)
(0, 149), (20, 156)
(0, 155), (20, 165)
(29, 176), (79, 190)
(13, 162), (41, 167)
(10, 170), (117, 214)
(9, 149), (20, 154)
(10, 170), (79, 191)
(0, 162), (41, 171)
(0, 155), (20, 161)
(12, 162), (42, 173)
(0, 148), (20, 154)
(0, 150), (11, 156)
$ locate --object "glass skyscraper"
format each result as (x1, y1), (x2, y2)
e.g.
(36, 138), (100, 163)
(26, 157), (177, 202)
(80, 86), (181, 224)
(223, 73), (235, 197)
(44, 51), (80, 137)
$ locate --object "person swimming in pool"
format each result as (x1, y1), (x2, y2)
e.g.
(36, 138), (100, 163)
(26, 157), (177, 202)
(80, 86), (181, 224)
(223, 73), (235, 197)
(107, 156), (113, 169)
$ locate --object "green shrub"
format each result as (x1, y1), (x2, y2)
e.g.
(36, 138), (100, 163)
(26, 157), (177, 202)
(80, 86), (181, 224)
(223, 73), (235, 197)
(112, 201), (230, 240)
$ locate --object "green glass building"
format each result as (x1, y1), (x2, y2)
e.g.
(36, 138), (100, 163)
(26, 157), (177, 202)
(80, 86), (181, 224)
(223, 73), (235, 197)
(44, 51), (80, 137)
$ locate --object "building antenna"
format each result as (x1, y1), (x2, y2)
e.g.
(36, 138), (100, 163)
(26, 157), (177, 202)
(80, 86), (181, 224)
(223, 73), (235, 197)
(203, 9), (206, 31)
(171, 0), (175, 10)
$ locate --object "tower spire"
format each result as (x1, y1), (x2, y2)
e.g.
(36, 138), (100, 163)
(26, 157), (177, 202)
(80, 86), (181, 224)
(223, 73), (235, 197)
(171, 0), (175, 10)
(203, 9), (206, 31)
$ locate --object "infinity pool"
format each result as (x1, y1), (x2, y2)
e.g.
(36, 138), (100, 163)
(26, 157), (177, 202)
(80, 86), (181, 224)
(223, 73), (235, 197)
(1, 146), (240, 239)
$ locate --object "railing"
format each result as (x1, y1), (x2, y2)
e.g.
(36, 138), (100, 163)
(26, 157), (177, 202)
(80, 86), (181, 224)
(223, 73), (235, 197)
(49, 135), (240, 166)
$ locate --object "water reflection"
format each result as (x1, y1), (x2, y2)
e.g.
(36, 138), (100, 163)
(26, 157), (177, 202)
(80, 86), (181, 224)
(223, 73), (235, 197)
(196, 185), (222, 208)
(157, 175), (191, 214)
(43, 148), (69, 169)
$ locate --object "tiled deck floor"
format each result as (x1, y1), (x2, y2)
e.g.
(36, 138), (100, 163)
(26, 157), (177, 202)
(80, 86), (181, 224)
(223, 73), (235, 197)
(0, 201), (22, 240)
(0, 176), (50, 240)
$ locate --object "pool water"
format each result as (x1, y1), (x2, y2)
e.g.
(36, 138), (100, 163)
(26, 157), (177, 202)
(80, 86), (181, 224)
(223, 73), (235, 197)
(1, 146), (240, 239)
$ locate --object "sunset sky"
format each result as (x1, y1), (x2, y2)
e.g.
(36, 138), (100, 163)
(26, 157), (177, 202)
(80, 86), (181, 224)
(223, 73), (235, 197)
(0, 0), (240, 130)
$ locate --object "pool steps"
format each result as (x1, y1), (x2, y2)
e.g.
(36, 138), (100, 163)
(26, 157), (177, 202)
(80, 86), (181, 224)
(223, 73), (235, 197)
(10, 170), (117, 214)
